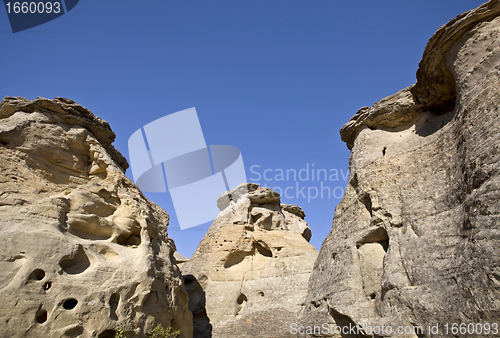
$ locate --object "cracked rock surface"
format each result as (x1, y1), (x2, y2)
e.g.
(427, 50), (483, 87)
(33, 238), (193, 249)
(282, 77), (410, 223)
(0, 97), (192, 338)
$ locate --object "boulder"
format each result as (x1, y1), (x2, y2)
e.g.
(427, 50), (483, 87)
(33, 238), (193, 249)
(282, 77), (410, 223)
(181, 184), (318, 338)
(0, 97), (193, 338)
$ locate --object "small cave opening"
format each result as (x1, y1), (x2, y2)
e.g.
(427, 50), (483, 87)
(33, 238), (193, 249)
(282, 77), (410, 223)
(35, 309), (47, 323)
(357, 227), (389, 303)
(254, 241), (272, 258)
(359, 193), (372, 217)
(382, 146), (387, 156)
(43, 281), (52, 291)
(64, 326), (84, 337)
(29, 269), (45, 281)
(116, 231), (141, 247)
(237, 293), (247, 305)
(63, 298), (78, 310)
(59, 245), (91, 275)
(109, 293), (120, 320)
(98, 330), (117, 338)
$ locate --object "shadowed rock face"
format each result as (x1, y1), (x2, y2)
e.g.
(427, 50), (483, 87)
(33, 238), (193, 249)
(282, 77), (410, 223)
(302, 1), (500, 337)
(0, 97), (193, 338)
(180, 183), (318, 338)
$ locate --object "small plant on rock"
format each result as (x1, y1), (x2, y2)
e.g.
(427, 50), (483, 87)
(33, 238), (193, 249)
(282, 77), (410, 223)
(147, 324), (180, 338)
(114, 327), (124, 338)
(114, 324), (179, 338)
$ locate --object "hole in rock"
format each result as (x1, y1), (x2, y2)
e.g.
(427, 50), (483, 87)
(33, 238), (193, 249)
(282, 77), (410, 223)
(63, 298), (78, 310)
(109, 293), (120, 320)
(360, 193), (372, 217)
(237, 293), (247, 305)
(64, 326), (84, 337)
(143, 291), (159, 310)
(98, 330), (117, 338)
(35, 309), (47, 323)
(116, 232), (141, 246)
(357, 227), (389, 303)
(29, 269), (45, 281)
(60, 245), (91, 274)
(251, 213), (262, 224)
(254, 241), (272, 257)
(351, 173), (359, 189)
(357, 227), (389, 251)
(43, 282), (52, 290)
(415, 328), (425, 338)
(93, 245), (119, 260)
(224, 251), (250, 269)
(258, 291), (264, 297)
(67, 215), (113, 241)
(382, 147), (387, 156)
(0, 139), (8, 145)
(329, 308), (367, 338)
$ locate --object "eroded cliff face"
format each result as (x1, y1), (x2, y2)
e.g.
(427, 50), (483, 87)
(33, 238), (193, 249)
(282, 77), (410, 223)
(0, 97), (192, 338)
(302, 1), (500, 337)
(180, 183), (318, 338)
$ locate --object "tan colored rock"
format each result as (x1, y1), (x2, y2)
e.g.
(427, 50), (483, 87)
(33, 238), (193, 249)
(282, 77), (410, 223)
(181, 184), (318, 338)
(0, 97), (192, 338)
(302, 2), (500, 336)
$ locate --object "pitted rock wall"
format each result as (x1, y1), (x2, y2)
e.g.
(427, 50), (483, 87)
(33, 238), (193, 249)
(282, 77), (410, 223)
(180, 183), (318, 338)
(0, 97), (193, 338)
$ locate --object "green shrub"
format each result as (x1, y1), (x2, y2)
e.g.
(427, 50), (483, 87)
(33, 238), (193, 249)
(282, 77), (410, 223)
(114, 324), (180, 338)
(115, 328), (124, 338)
(147, 324), (180, 338)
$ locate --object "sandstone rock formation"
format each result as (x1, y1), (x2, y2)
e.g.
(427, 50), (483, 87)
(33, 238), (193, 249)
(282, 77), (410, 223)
(0, 97), (192, 338)
(301, 1), (500, 337)
(180, 183), (318, 338)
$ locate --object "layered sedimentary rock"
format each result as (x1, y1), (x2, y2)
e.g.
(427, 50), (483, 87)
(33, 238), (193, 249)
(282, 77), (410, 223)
(180, 183), (318, 338)
(0, 97), (192, 338)
(302, 1), (500, 337)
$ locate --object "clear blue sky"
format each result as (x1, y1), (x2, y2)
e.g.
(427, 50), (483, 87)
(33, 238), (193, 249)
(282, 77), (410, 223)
(0, 0), (485, 257)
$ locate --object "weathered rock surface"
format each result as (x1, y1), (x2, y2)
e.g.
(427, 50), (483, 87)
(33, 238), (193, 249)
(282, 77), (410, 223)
(302, 1), (500, 337)
(180, 183), (318, 338)
(0, 97), (192, 338)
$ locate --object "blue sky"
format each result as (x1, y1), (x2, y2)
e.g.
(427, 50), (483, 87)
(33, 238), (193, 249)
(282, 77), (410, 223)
(0, 0), (485, 257)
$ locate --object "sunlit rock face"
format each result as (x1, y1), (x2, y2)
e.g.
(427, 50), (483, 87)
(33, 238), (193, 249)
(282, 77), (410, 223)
(301, 1), (500, 336)
(0, 97), (192, 338)
(180, 183), (318, 338)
